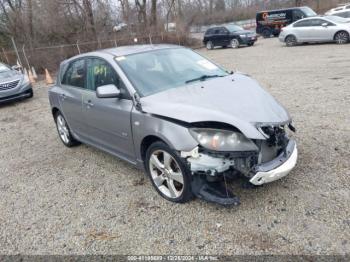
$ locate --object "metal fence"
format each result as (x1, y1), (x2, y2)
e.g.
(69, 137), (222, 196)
(0, 32), (201, 75)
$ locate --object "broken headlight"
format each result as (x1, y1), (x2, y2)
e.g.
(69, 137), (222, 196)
(189, 128), (258, 152)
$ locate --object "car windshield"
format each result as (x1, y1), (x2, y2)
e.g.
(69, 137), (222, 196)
(301, 7), (317, 17)
(0, 63), (10, 73)
(326, 15), (349, 23)
(225, 24), (244, 32)
(115, 48), (229, 97)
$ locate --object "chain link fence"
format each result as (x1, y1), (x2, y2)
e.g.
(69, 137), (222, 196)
(0, 32), (202, 75)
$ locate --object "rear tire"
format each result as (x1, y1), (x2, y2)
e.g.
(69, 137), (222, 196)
(206, 41), (214, 50)
(285, 35), (297, 47)
(54, 111), (80, 147)
(334, 31), (349, 44)
(262, 29), (271, 38)
(145, 141), (193, 203)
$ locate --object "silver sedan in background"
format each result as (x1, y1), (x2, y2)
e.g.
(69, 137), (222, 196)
(0, 62), (33, 104)
(279, 16), (350, 46)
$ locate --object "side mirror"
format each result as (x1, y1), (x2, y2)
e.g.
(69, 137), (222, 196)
(322, 23), (328, 27)
(96, 84), (121, 98)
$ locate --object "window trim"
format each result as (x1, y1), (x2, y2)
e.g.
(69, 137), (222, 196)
(61, 58), (87, 90)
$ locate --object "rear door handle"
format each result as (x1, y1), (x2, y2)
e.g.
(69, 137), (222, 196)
(84, 100), (94, 108)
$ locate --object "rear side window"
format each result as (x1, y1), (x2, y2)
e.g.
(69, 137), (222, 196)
(213, 28), (220, 34)
(205, 29), (213, 35)
(294, 20), (312, 27)
(62, 59), (85, 88)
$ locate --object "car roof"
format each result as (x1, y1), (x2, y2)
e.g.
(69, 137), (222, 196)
(65, 44), (181, 63)
(257, 6), (309, 13)
(101, 44), (180, 57)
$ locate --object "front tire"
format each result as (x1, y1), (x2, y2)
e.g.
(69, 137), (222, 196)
(230, 39), (240, 49)
(54, 111), (80, 147)
(285, 35), (297, 47)
(145, 141), (193, 203)
(262, 29), (271, 38)
(334, 31), (349, 44)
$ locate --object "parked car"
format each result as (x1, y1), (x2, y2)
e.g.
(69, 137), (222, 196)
(327, 10), (350, 19)
(0, 62), (33, 104)
(279, 15), (350, 46)
(325, 3), (350, 15)
(49, 45), (297, 206)
(203, 24), (257, 50)
(256, 6), (317, 38)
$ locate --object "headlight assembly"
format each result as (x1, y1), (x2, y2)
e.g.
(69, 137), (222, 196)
(189, 128), (258, 152)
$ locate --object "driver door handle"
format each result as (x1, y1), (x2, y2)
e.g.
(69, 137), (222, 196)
(84, 100), (94, 108)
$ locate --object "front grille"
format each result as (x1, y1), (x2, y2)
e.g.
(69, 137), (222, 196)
(0, 80), (20, 91)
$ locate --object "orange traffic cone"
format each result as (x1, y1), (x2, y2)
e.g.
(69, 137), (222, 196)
(28, 69), (36, 84)
(45, 68), (54, 85)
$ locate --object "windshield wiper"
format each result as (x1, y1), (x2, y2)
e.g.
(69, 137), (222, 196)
(185, 74), (224, 84)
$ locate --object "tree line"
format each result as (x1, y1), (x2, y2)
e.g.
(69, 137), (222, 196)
(0, 0), (344, 49)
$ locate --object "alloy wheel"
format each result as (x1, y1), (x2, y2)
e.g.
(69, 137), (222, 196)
(149, 150), (184, 199)
(231, 39), (240, 49)
(286, 35), (297, 47)
(335, 32), (349, 44)
(56, 115), (70, 144)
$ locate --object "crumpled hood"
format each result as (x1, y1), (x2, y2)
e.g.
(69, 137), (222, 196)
(140, 73), (291, 140)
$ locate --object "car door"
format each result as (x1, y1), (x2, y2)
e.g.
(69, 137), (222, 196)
(60, 59), (87, 137)
(219, 27), (230, 46)
(292, 19), (313, 41)
(211, 27), (221, 46)
(81, 57), (135, 162)
(310, 19), (337, 41)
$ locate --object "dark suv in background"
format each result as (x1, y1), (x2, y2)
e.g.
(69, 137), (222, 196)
(256, 6), (317, 38)
(203, 24), (257, 50)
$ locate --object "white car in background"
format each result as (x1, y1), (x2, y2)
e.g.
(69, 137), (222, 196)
(279, 15), (350, 46)
(325, 3), (350, 15)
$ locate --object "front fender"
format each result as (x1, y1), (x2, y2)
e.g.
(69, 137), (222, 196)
(132, 110), (198, 163)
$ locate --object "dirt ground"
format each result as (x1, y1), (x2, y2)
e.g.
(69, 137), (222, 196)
(0, 38), (349, 255)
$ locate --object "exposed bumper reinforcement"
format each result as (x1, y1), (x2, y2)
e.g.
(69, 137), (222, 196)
(250, 140), (298, 186)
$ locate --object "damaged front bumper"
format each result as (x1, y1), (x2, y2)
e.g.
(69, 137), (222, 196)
(249, 140), (297, 185)
(183, 138), (297, 206)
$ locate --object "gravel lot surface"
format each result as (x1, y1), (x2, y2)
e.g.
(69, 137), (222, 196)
(0, 38), (349, 255)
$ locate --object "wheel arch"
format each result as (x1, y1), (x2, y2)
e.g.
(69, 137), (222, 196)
(285, 34), (297, 42)
(52, 107), (60, 118)
(140, 135), (167, 161)
(333, 30), (349, 40)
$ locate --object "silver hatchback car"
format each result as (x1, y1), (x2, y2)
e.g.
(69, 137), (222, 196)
(0, 63), (33, 104)
(49, 45), (298, 206)
(279, 15), (350, 46)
